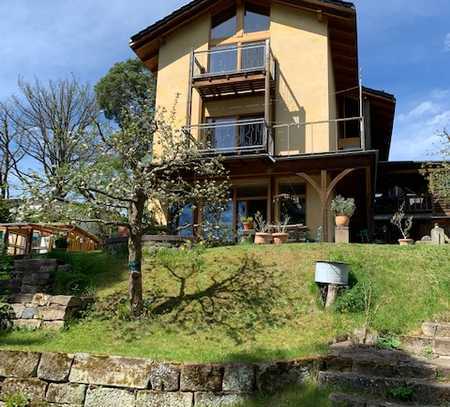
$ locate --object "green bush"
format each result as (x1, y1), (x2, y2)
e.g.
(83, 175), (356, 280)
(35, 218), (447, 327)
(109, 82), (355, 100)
(334, 282), (368, 313)
(54, 272), (94, 296)
(4, 392), (29, 407)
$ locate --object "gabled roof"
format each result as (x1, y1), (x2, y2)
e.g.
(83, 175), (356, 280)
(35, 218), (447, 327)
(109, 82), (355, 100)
(130, 0), (355, 45)
(130, 0), (359, 91)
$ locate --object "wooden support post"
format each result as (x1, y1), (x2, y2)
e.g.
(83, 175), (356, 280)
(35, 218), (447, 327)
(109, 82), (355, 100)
(232, 187), (238, 241)
(325, 284), (339, 308)
(321, 170), (329, 242)
(365, 166), (374, 240)
(186, 48), (194, 128)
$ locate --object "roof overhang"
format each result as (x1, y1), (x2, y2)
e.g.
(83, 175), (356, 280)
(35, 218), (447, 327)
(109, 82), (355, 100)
(130, 0), (358, 79)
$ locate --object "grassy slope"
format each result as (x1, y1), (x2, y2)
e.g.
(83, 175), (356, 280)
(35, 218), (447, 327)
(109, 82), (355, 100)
(0, 244), (449, 363)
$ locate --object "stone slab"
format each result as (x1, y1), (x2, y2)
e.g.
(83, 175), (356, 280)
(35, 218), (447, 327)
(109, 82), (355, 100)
(0, 351), (41, 378)
(149, 364), (180, 391)
(46, 383), (87, 405)
(10, 303), (25, 318)
(195, 392), (248, 406)
(69, 354), (153, 389)
(41, 320), (66, 330)
(50, 296), (81, 307)
(13, 319), (42, 330)
(223, 365), (255, 393)
(22, 307), (38, 319)
(180, 365), (224, 392)
(39, 306), (68, 321)
(136, 391), (193, 407)
(38, 352), (74, 382)
(84, 387), (135, 407)
(0, 378), (47, 401)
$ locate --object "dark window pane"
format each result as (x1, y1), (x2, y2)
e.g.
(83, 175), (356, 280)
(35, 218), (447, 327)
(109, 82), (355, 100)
(244, 3), (270, 33)
(211, 8), (237, 39)
(278, 183), (306, 224)
(241, 42), (265, 70)
(209, 45), (238, 74)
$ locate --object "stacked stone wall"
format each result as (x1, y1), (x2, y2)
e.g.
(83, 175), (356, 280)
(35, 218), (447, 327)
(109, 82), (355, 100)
(0, 350), (322, 406)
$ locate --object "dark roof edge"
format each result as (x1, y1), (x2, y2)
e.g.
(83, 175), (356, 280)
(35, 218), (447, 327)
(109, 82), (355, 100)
(363, 86), (396, 102)
(130, 0), (356, 46)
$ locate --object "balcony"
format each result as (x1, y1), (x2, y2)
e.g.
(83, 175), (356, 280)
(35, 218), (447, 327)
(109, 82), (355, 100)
(187, 118), (271, 155)
(375, 194), (434, 215)
(190, 41), (275, 100)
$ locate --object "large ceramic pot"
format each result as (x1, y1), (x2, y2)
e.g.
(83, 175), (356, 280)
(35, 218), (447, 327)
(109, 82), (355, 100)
(398, 238), (414, 246)
(272, 232), (288, 245)
(254, 232), (272, 245)
(335, 215), (350, 227)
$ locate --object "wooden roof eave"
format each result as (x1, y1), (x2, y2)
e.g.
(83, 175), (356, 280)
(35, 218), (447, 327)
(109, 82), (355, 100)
(130, 0), (356, 65)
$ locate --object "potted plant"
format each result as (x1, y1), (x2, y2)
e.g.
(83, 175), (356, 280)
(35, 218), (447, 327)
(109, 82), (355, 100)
(254, 211), (272, 245)
(240, 216), (254, 231)
(272, 216), (290, 245)
(391, 203), (414, 245)
(331, 195), (356, 226)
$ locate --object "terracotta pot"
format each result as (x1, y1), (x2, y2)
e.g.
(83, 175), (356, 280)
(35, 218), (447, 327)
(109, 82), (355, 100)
(398, 238), (414, 246)
(254, 232), (272, 245)
(335, 215), (350, 227)
(117, 226), (129, 237)
(273, 232), (289, 245)
(242, 222), (253, 231)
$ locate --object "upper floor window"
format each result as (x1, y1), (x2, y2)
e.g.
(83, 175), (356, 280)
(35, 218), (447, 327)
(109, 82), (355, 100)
(211, 7), (237, 39)
(244, 3), (270, 33)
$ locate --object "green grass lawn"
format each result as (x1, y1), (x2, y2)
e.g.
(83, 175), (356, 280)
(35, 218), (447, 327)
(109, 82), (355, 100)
(0, 244), (449, 364)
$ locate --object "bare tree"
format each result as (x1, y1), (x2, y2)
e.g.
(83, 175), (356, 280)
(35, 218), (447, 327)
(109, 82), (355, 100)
(0, 102), (25, 199)
(11, 78), (99, 197)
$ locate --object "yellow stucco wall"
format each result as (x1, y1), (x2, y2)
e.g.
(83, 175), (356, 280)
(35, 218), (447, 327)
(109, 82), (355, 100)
(270, 3), (334, 155)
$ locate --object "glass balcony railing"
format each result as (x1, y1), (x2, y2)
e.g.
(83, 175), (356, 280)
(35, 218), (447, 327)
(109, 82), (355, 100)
(192, 41), (274, 79)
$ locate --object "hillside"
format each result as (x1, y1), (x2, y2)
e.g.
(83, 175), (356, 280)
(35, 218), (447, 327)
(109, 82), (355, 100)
(1, 244), (449, 363)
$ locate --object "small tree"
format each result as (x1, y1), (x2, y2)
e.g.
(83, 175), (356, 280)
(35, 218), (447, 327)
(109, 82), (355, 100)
(18, 95), (230, 316)
(390, 203), (413, 240)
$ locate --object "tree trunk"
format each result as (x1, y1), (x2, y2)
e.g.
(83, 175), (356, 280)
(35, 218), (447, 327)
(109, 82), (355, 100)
(128, 195), (145, 316)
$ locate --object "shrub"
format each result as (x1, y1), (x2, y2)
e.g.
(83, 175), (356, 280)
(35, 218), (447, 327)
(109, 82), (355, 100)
(334, 282), (367, 313)
(4, 392), (29, 407)
(330, 195), (356, 217)
(387, 385), (415, 402)
(54, 272), (94, 296)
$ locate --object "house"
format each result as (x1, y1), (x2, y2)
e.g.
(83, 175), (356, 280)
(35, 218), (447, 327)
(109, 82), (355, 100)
(130, 0), (447, 242)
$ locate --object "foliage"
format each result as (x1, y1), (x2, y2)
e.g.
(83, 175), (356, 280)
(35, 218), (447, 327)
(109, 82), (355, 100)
(254, 211), (269, 233)
(330, 195), (356, 217)
(0, 199), (13, 222)
(334, 282), (368, 313)
(390, 203), (413, 239)
(95, 59), (154, 125)
(422, 130), (450, 202)
(3, 392), (29, 407)
(274, 216), (290, 234)
(240, 216), (254, 223)
(377, 335), (401, 350)
(386, 385), (415, 402)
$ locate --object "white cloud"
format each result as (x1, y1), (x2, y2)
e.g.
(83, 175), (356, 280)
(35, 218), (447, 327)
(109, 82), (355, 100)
(391, 90), (450, 161)
(445, 33), (450, 52)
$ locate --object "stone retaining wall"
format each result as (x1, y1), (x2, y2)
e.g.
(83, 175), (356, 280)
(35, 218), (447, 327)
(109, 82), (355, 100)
(8, 293), (90, 330)
(0, 350), (322, 406)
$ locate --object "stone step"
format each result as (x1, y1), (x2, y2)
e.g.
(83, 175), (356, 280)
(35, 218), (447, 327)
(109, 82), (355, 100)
(402, 335), (450, 357)
(329, 392), (440, 407)
(326, 344), (449, 381)
(422, 322), (450, 338)
(319, 371), (450, 405)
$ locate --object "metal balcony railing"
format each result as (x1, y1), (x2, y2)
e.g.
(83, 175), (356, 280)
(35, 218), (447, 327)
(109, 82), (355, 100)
(375, 194), (434, 215)
(186, 118), (270, 155)
(272, 116), (365, 156)
(192, 41), (275, 79)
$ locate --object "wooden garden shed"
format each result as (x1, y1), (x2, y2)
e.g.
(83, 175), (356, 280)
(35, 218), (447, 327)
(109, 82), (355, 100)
(0, 223), (100, 256)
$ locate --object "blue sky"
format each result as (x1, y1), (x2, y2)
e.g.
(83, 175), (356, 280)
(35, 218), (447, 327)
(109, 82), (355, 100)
(0, 0), (449, 161)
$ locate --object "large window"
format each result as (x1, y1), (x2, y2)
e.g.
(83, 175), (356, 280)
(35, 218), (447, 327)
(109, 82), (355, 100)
(205, 117), (236, 150)
(244, 3), (270, 33)
(211, 7), (237, 39)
